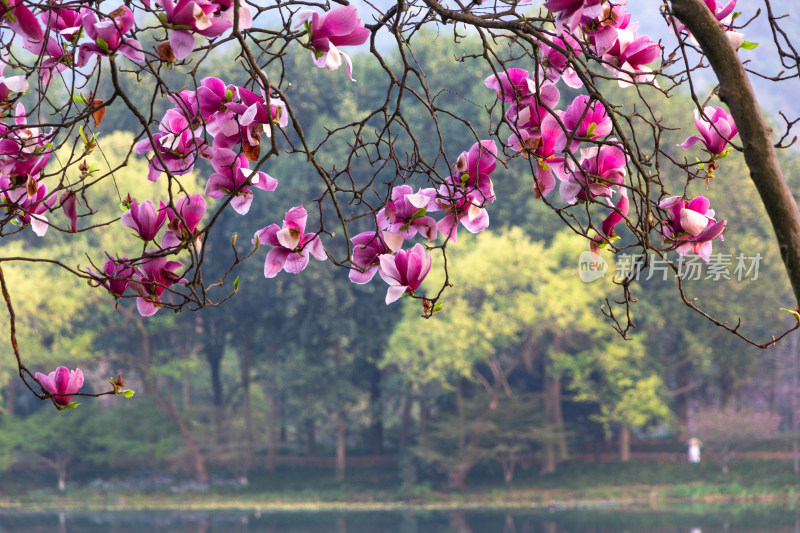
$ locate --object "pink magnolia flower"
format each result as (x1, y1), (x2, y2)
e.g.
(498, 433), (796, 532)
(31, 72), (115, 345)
(204, 148), (278, 215)
(349, 230), (403, 284)
(35, 366), (84, 407)
(135, 108), (207, 182)
(162, 193), (206, 248)
(76, 6), (145, 67)
(1, 181), (57, 236)
(485, 68), (538, 104)
(131, 254), (187, 317)
(121, 199), (167, 241)
(294, 5), (370, 80)
(660, 195), (726, 261)
(197, 77), (240, 137)
(508, 112), (566, 198)
(541, 34), (583, 88)
(600, 187), (629, 237)
(559, 143), (627, 205)
(60, 189), (77, 233)
(40, 6), (82, 42)
(90, 257), (137, 298)
(0, 53), (28, 107)
(435, 177), (491, 243)
(156, 0), (239, 60)
(585, 2), (636, 56)
(253, 206), (327, 278)
(678, 106), (738, 155)
(543, 0), (603, 32)
(602, 31), (661, 87)
(1, 0), (43, 42)
(376, 185), (440, 242)
(378, 243), (432, 305)
(221, 85), (288, 150)
(452, 140), (498, 200)
(22, 35), (70, 85)
(504, 80), (560, 137)
(562, 95), (612, 152)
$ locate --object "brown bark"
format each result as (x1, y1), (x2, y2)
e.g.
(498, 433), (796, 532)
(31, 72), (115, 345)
(619, 424), (631, 462)
(336, 410), (346, 482)
(267, 391), (278, 473)
(399, 393), (412, 450)
(671, 0), (800, 307)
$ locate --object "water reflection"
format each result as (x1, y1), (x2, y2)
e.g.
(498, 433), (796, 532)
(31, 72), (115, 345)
(1, 508), (800, 533)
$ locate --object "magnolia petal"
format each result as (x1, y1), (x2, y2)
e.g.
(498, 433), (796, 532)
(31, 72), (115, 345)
(385, 285), (407, 305)
(680, 208), (709, 237)
(264, 247), (289, 278)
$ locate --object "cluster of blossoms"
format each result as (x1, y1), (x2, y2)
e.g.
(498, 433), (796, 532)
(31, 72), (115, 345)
(482, 0), (737, 261)
(346, 140), (498, 304)
(96, 75), (290, 315)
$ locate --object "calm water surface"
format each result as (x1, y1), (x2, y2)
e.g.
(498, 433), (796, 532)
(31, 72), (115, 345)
(2, 508), (799, 533)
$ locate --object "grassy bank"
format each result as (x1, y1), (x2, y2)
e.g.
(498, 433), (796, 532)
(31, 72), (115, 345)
(3, 459), (800, 511)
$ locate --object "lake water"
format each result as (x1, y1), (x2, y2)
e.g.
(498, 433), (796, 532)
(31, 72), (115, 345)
(1, 507), (799, 532)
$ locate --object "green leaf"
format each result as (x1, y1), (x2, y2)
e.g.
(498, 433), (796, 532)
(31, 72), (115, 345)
(233, 275), (240, 292)
(740, 41), (759, 50)
(123, 389), (135, 398)
(60, 402), (80, 410)
(780, 308), (800, 325)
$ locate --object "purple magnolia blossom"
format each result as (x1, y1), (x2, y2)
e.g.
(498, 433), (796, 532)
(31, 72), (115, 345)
(1, 181), (57, 236)
(22, 35), (70, 85)
(35, 366), (84, 407)
(254, 206), (327, 278)
(435, 177), (491, 243)
(1, 0), (43, 42)
(485, 68), (541, 104)
(378, 243), (432, 305)
(135, 108), (207, 182)
(197, 77), (239, 137)
(40, 6), (82, 41)
(60, 189), (77, 233)
(452, 140), (498, 200)
(559, 143), (627, 205)
(660, 195), (726, 261)
(162, 193), (206, 248)
(543, 0), (603, 32)
(562, 95), (612, 152)
(349, 230), (403, 284)
(91, 257), (137, 298)
(156, 0), (238, 60)
(585, 3), (636, 56)
(76, 6), (145, 67)
(541, 34), (583, 88)
(121, 199), (167, 241)
(294, 5), (370, 80)
(602, 31), (661, 87)
(376, 185), (440, 242)
(221, 85), (288, 150)
(205, 148), (278, 215)
(0, 54), (29, 106)
(131, 254), (187, 317)
(508, 112), (566, 198)
(601, 187), (629, 237)
(678, 106), (738, 155)
(503, 80), (560, 138)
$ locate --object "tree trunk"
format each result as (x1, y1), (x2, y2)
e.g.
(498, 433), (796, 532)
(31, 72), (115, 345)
(553, 379), (568, 460)
(541, 374), (557, 474)
(207, 346), (225, 447)
(399, 393), (412, 450)
(267, 390), (278, 473)
(419, 390), (428, 438)
(619, 424), (631, 462)
(336, 410), (346, 482)
(238, 345), (254, 471)
(369, 363), (384, 455)
(792, 333), (799, 474)
(306, 418), (317, 457)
